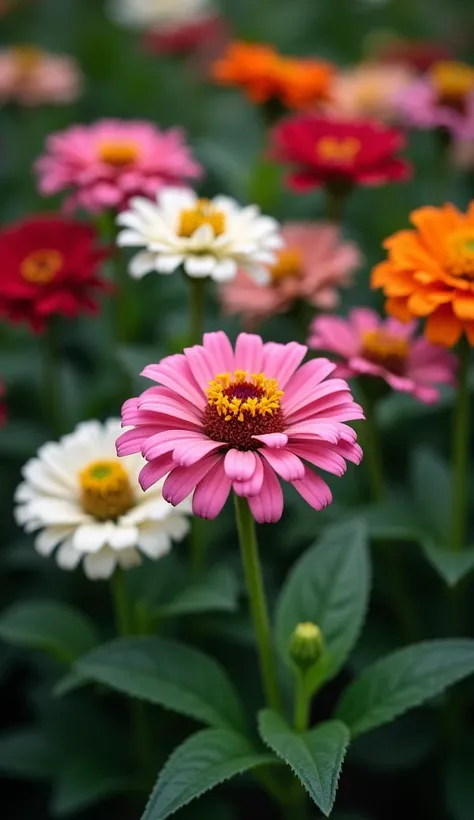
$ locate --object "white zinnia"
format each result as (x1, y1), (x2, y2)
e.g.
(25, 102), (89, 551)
(110, 0), (211, 29)
(116, 187), (284, 284)
(14, 419), (190, 581)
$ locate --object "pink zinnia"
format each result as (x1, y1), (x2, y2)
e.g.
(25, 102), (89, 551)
(0, 45), (81, 107)
(36, 119), (203, 214)
(309, 308), (457, 404)
(116, 331), (364, 523)
(395, 61), (474, 139)
(219, 222), (362, 328)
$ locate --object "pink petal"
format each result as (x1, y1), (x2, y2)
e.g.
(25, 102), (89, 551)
(116, 425), (158, 456)
(260, 448), (305, 481)
(247, 457), (284, 523)
(286, 421), (342, 444)
(233, 453), (265, 497)
(139, 453), (176, 491)
(282, 359), (338, 416)
(202, 331), (235, 372)
(173, 438), (224, 466)
(309, 316), (360, 357)
(262, 341), (307, 388)
(235, 332), (264, 373)
(291, 466), (333, 511)
(224, 449), (257, 481)
(192, 460), (232, 519)
(184, 344), (217, 388)
(252, 433), (288, 448)
(291, 443), (347, 476)
(349, 307), (381, 335)
(142, 355), (204, 407)
(142, 429), (205, 460)
(163, 453), (222, 506)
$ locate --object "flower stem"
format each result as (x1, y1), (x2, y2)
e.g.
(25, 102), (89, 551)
(187, 275), (206, 346)
(324, 185), (349, 224)
(233, 494), (282, 712)
(357, 386), (385, 503)
(451, 337), (471, 551)
(293, 673), (310, 733)
(110, 568), (153, 780)
(42, 320), (62, 438)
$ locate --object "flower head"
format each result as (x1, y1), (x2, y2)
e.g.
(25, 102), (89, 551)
(117, 187), (283, 283)
(329, 63), (416, 121)
(0, 45), (82, 107)
(219, 222), (361, 327)
(211, 41), (335, 110)
(116, 331), (363, 524)
(310, 307), (457, 403)
(0, 215), (109, 332)
(15, 420), (190, 580)
(395, 60), (474, 138)
(372, 203), (474, 347)
(110, 0), (211, 29)
(36, 119), (202, 215)
(270, 115), (410, 192)
(143, 15), (225, 57)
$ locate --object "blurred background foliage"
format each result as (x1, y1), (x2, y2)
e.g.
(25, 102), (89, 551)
(1, 1), (474, 819)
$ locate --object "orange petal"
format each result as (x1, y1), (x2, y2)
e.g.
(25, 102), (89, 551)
(453, 295), (474, 320)
(410, 204), (462, 258)
(407, 291), (437, 316)
(371, 261), (394, 288)
(382, 270), (416, 296)
(385, 296), (413, 322)
(425, 305), (462, 347)
(389, 233), (444, 275)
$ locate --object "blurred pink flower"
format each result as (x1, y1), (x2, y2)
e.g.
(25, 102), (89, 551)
(0, 45), (81, 107)
(116, 331), (364, 523)
(36, 119), (203, 214)
(395, 61), (474, 138)
(328, 63), (416, 122)
(309, 307), (457, 404)
(219, 223), (362, 328)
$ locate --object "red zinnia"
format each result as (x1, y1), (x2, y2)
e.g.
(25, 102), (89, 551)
(0, 216), (110, 332)
(270, 116), (411, 193)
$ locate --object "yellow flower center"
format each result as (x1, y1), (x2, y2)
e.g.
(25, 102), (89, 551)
(79, 459), (134, 520)
(361, 329), (408, 374)
(446, 230), (474, 279)
(13, 45), (43, 77)
(269, 248), (303, 282)
(98, 140), (139, 167)
(316, 136), (361, 163)
(430, 61), (474, 107)
(20, 249), (63, 284)
(178, 199), (226, 238)
(204, 370), (285, 450)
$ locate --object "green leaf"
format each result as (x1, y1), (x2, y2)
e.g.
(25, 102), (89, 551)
(77, 636), (245, 731)
(336, 639), (474, 738)
(0, 600), (99, 663)
(275, 520), (370, 692)
(51, 757), (131, 817)
(142, 729), (274, 820)
(53, 669), (90, 698)
(0, 729), (57, 780)
(157, 565), (239, 617)
(361, 494), (423, 543)
(410, 448), (451, 543)
(421, 539), (474, 587)
(258, 711), (349, 816)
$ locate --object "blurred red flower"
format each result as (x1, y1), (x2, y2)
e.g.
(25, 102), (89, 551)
(270, 116), (411, 192)
(143, 15), (225, 56)
(0, 216), (110, 332)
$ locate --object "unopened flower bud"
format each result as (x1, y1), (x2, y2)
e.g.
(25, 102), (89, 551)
(289, 622), (324, 672)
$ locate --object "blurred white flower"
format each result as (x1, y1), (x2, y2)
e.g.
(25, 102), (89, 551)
(15, 419), (190, 580)
(117, 187), (284, 283)
(110, 0), (212, 29)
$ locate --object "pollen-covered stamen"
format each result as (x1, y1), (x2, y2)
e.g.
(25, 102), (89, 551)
(361, 329), (408, 375)
(446, 230), (474, 279)
(316, 136), (361, 163)
(178, 199), (226, 238)
(430, 61), (474, 111)
(20, 249), (63, 284)
(79, 459), (135, 520)
(204, 370), (285, 450)
(98, 140), (139, 167)
(270, 248), (303, 283)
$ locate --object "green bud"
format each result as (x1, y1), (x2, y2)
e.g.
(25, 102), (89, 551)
(289, 622), (324, 672)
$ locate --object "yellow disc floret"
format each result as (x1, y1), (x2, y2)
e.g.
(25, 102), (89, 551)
(207, 370), (283, 422)
(79, 459), (134, 520)
(178, 199), (226, 238)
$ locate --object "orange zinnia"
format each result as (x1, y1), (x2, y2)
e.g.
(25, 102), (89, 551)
(372, 203), (474, 346)
(211, 41), (334, 110)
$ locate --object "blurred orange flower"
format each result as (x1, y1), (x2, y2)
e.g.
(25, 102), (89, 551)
(211, 41), (334, 110)
(372, 203), (474, 347)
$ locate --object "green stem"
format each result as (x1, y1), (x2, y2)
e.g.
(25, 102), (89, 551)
(233, 494), (282, 712)
(293, 673), (310, 733)
(451, 338), (470, 551)
(187, 275), (206, 346)
(324, 185), (350, 224)
(42, 320), (62, 438)
(358, 386), (385, 503)
(110, 567), (133, 636)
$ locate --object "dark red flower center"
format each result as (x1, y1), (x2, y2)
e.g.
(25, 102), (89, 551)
(203, 370), (285, 450)
(20, 249), (63, 284)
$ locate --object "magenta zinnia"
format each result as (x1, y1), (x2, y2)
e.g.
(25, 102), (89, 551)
(116, 331), (364, 523)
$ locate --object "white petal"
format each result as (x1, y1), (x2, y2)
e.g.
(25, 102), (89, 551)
(117, 229), (146, 247)
(107, 525), (139, 550)
(35, 526), (73, 556)
(155, 254), (184, 274)
(56, 538), (82, 571)
(187, 223), (214, 248)
(72, 523), (111, 554)
(117, 547), (142, 570)
(83, 549), (117, 580)
(210, 259), (238, 282)
(138, 528), (172, 559)
(184, 255), (216, 278)
(130, 251), (156, 278)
